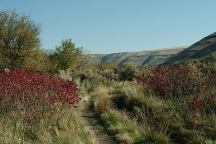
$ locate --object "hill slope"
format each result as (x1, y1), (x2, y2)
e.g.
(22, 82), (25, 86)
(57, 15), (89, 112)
(88, 47), (186, 66)
(165, 32), (216, 64)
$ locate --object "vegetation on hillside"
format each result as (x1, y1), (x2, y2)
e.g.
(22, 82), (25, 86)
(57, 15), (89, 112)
(165, 32), (216, 64)
(79, 60), (216, 144)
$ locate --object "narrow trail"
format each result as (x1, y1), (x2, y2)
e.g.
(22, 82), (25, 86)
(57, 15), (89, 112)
(81, 101), (118, 144)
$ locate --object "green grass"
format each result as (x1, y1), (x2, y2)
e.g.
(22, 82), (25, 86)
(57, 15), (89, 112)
(99, 110), (145, 144)
(87, 80), (171, 144)
(86, 77), (216, 143)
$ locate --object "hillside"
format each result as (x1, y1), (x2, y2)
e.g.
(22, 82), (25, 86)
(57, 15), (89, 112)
(88, 46), (186, 66)
(165, 32), (216, 64)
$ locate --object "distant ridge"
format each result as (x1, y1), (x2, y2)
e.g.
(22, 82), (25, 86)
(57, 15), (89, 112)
(164, 32), (216, 64)
(87, 46), (186, 66)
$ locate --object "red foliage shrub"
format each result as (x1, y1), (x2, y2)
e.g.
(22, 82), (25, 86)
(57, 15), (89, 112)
(137, 64), (216, 112)
(188, 70), (216, 112)
(0, 69), (80, 123)
(189, 95), (214, 111)
(137, 65), (196, 97)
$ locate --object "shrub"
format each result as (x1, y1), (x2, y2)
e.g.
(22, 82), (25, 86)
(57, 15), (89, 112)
(0, 69), (80, 123)
(114, 64), (135, 81)
(97, 63), (117, 72)
(137, 65), (199, 98)
(111, 86), (129, 110)
(100, 69), (118, 80)
(93, 85), (111, 113)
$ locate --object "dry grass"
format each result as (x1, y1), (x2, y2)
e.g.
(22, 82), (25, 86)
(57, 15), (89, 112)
(0, 108), (98, 144)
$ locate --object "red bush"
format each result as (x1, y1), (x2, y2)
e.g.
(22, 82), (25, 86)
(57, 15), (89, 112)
(137, 65), (195, 97)
(137, 65), (216, 112)
(189, 95), (214, 111)
(0, 69), (80, 123)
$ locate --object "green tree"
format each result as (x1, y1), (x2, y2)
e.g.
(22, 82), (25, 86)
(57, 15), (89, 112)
(49, 39), (82, 71)
(0, 11), (40, 68)
(23, 48), (50, 72)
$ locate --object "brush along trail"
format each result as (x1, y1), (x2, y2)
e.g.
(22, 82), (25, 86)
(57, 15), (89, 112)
(82, 101), (118, 144)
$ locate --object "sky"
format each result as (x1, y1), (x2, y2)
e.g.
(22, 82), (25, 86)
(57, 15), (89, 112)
(0, 0), (216, 54)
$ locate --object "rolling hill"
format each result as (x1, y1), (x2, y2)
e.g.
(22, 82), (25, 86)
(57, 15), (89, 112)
(88, 46), (186, 66)
(164, 32), (216, 64)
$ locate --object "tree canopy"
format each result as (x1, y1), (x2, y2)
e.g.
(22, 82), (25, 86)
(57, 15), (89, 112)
(49, 39), (82, 71)
(0, 11), (40, 68)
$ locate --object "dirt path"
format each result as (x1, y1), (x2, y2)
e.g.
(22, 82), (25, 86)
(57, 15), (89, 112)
(82, 102), (118, 144)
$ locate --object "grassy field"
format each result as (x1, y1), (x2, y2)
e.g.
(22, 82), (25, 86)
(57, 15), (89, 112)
(0, 60), (216, 144)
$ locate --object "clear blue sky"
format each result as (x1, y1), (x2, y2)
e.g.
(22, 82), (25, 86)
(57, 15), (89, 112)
(0, 0), (216, 54)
